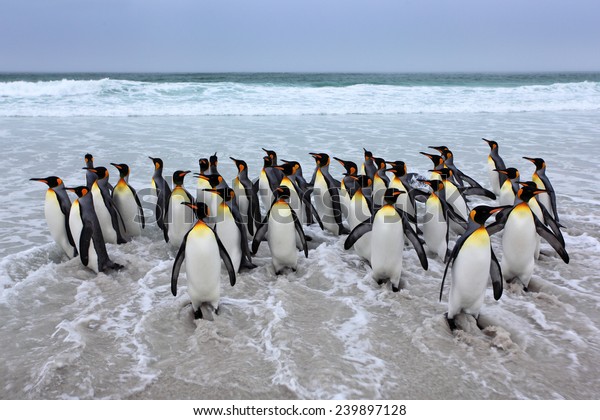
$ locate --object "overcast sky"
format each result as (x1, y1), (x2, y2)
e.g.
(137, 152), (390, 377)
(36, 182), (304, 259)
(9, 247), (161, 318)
(1, 0), (599, 72)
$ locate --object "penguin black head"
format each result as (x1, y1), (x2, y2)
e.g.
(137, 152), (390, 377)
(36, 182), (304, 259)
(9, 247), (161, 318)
(430, 167), (453, 179)
(206, 187), (235, 202)
(148, 156), (164, 170)
(263, 155), (273, 168)
(333, 157), (358, 175)
(273, 163), (296, 176)
(274, 185), (292, 201)
(209, 153), (218, 167)
(363, 148), (373, 160)
(229, 157), (248, 173)
(183, 202), (209, 221)
(85, 166), (109, 180)
(494, 167), (520, 179)
(84, 154), (94, 167)
(420, 152), (445, 167)
(110, 163), (130, 179)
(196, 173), (223, 188)
(469, 205), (507, 225)
(517, 183), (546, 202)
(198, 158), (209, 173)
(310, 153), (330, 168)
(386, 161), (407, 176)
(441, 150), (453, 161)
(173, 170), (190, 186)
(523, 156), (546, 170)
(262, 148), (277, 162)
(353, 174), (372, 189)
(373, 157), (387, 171)
(429, 145), (450, 154)
(423, 179), (444, 192)
(518, 181), (538, 189)
(30, 176), (63, 189)
(66, 186), (90, 198)
(482, 138), (499, 150)
(383, 188), (404, 205)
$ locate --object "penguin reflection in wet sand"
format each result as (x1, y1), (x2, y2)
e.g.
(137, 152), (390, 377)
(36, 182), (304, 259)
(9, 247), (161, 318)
(171, 202), (236, 320)
(30, 176), (78, 258)
(440, 205), (506, 331)
(252, 186), (309, 275)
(111, 163), (145, 237)
(149, 156), (171, 241)
(67, 186), (124, 273)
(344, 188), (428, 292)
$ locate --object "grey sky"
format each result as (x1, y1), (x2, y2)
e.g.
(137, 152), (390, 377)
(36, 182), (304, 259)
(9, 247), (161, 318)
(2, 0), (599, 72)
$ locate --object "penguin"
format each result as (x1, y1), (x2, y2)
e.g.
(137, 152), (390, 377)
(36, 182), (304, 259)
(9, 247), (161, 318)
(171, 202), (236, 320)
(110, 163), (145, 237)
(230, 157), (261, 236)
(195, 158), (211, 207)
(251, 186), (309, 275)
(386, 161), (423, 232)
(333, 157), (359, 221)
(483, 138), (507, 196)
(522, 156), (560, 224)
(86, 166), (127, 244)
(206, 152), (220, 176)
(493, 184), (569, 290)
(346, 175), (373, 263)
(495, 167), (520, 206)
(430, 168), (469, 232)
(30, 176), (78, 258)
(149, 156), (171, 240)
(420, 152), (446, 182)
(440, 205), (506, 331)
(430, 146), (483, 189)
(84, 153), (113, 193)
(372, 157), (390, 207)
(66, 186), (123, 273)
(196, 173), (228, 227)
(422, 179), (467, 261)
(207, 187), (256, 272)
(166, 170), (195, 248)
(281, 159), (316, 225)
(257, 154), (284, 212)
(309, 152), (349, 235)
(362, 148), (377, 180)
(344, 188), (428, 292)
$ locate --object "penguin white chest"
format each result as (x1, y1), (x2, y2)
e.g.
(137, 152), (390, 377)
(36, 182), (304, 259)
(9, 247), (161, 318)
(44, 190), (75, 258)
(168, 188), (194, 248)
(69, 201), (99, 273)
(488, 156), (500, 195)
(501, 204), (537, 286)
(371, 206), (404, 283)
(113, 183), (141, 236)
(185, 225), (222, 310)
(313, 170), (337, 233)
(424, 194), (447, 259)
(348, 192), (372, 262)
(91, 184), (117, 244)
(215, 205), (242, 271)
(267, 203), (298, 271)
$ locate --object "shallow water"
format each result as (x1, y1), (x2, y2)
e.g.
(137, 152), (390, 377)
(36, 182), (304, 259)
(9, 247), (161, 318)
(1, 110), (599, 399)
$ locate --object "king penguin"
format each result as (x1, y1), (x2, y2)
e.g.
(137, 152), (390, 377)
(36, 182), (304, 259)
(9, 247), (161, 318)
(371, 157), (390, 207)
(149, 156), (171, 240)
(166, 170), (195, 248)
(495, 167), (520, 206)
(171, 202), (236, 320)
(522, 156), (561, 224)
(86, 166), (127, 244)
(110, 163), (145, 237)
(362, 148), (377, 180)
(440, 205), (505, 331)
(345, 175), (373, 263)
(483, 138), (507, 196)
(66, 186), (123, 273)
(257, 154), (283, 213)
(195, 158), (211, 208)
(30, 176), (78, 258)
(251, 186), (309, 275)
(344, 188), (428, 292)
(230, 157), (262, 236)
(333, 157), (359, 221)
(309, 152), (348, 235)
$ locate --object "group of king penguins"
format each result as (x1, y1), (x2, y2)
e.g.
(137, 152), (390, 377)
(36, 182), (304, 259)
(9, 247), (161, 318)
(31, 139), (569, 328)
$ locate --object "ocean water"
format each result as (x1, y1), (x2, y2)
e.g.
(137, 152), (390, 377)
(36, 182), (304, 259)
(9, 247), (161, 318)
(1, 73), (599, 399)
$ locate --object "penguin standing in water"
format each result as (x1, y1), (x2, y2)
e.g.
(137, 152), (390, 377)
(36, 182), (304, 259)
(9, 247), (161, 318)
(230, 157), (262, 236)
(345, 175), (373, 263)
(171, 202), (236, 320)
(281, 159), (316, 225)
(166, 170), (195, 248)
(30, 176), (78, 258)
(495, 167), (520, 206)
(440, 205), (506, 331)
(195, 158), (211, 208)
(149, 156), (171, 240)
(491, 184), (568, 291)
(344, 188), (428, 292)
(84, 153), (113, 193)
(309, 152), (348, 235)
(362, 148), (377, 180)
(371, 157), (390, 207)
(66, 186), (123, 273)
(207, 187), (256, 272)
(420, 152), (446, 182)
(251, 186), (309, 275)
(522, 157), (561, 224)
(86, 166), (127, 244)
(333, 157), (359, 221)
(483, 138), (507, 196)
(386, 161), (422, 233)
(257, 154), (283, 212)
(110, 163), (145, 237)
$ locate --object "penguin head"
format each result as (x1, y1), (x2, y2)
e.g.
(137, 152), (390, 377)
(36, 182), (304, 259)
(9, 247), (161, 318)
(66, 186), (90, 198)
(430, 167), (453, 179)
(274, 185), (292, 201)
(420, 152), (444, 167)
(282, 160), (303, 176)
(469, 205), (507, 225)
(386, 161), (407, 177)
(30, 176), (64, 189)
(229, 157), (248, 174)
(173, 170), (190, 186)
(110, 163), (130, 179)
(522, 156), (546, 171)
(374, 157), (387, 171)
(205, 187), (235, 202)
(183, 202), (209, 221)
(383, 188), (404, 205)
(333, 157), (358, 175)
(482, 138), (499, 150)
(310, 153), (330, 168)
(263, 155), (273, 168)
(197, 158), (209, 173)
(517, 183), (546, 202)
(429, 145), (449, 155)
(441, 149), (453, 162)
(494, 167), (520, 180)
(196, 173), (223, 188)
(363, 148), (373, 161)
(209, 153), (218, 167)
(262, 148), (277, 162)
(84, 153), (94, 167)
(273, 163), (296, 176)
(148, 156), (164, 171)
(353, 175), (372, 189)
(85, 166), (109, 180)
(423, 179), (444, 192)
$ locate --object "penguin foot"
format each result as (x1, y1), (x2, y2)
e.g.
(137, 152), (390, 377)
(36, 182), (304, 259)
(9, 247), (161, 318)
(215, 306), (220, 316)
(194, 307), (203, 320)
(305, 235), (313, 242)
(375, 278), (385, 286)
(117, 237), (128, 245)
(392, 285), (400, 293)
(445, 313), (457, 331)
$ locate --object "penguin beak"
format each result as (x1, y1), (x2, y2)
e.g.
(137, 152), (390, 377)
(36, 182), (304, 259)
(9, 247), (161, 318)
(110, 163), (122, 170)
(84, 167), (98, 173)
(493, 169), (508, 174)
(182, 202), (198, 210)
(30, 178), (49, 184)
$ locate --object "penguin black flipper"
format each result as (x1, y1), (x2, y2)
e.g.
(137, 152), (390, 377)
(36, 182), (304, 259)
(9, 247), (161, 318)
(455, 169), (483, 189)
(409, 187), (429, 204)
(230, 203), (256, 268)
(130, 185), (146, 229)
(462, 186), (496, 200)
(171, 231), (189, 296)
(290, 208), (308, 258)
(328, 183), (349, 234)
(486, 207), (512, 236)
(440, 226), (474, 301)
(533, 214), (569, 263)
(490, 248), (503, 300)
(299, 192), (324, 230)
(251, 210), (271, 254)
(396, 208), (428, 270)
(344, 217), (374, 250)
(215, 234), (237, 286)
(441, 199), (468, 230)
(79, 223), (93, 267)
(540, 204), (565, 247)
